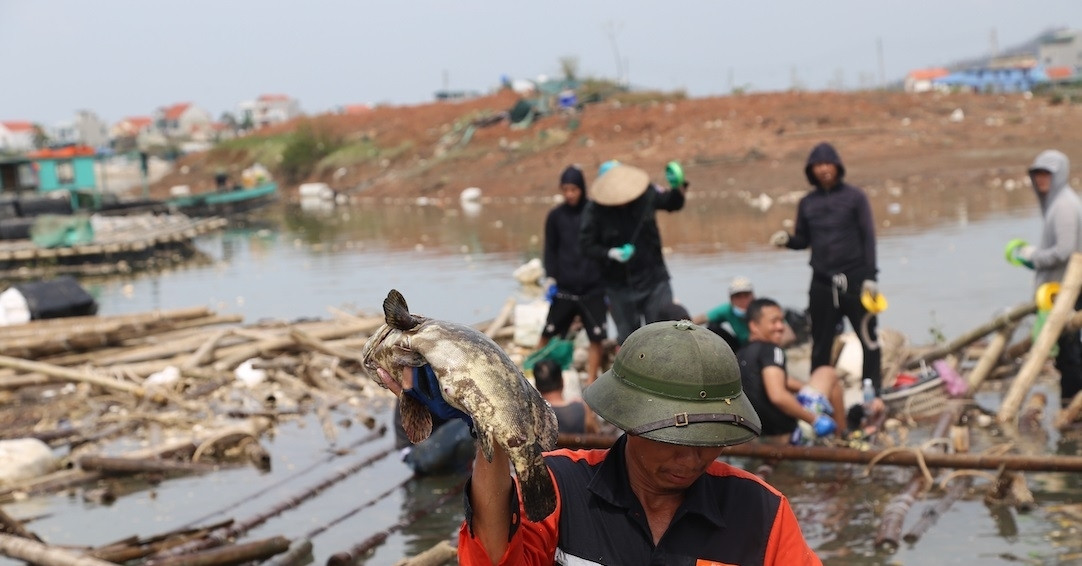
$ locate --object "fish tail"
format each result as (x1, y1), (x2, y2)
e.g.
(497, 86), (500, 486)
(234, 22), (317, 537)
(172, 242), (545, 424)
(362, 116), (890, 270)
(518, 460), (556, 522)
(384, 289), (419, 330)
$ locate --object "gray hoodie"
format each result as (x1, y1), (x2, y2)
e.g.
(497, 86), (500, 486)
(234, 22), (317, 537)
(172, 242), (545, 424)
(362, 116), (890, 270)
(1029, 150), (1082, 287)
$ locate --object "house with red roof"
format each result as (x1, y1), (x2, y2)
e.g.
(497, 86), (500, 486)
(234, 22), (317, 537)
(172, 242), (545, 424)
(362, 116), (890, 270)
(904, 68), (950, 93)
(0, 121), (37, 153)
(154, 102), (212, 140)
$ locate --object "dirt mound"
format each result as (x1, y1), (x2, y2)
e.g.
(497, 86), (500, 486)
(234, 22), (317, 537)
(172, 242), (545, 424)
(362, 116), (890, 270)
(153, 90), (1082, 201)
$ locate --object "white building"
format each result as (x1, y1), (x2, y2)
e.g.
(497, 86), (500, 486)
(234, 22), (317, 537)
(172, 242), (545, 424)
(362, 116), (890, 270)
(51, 110), (109, 149)
(155, 102), (213, 140)
(238, 94), (302, 129)
(1039, 29), (1082, 70)
(0, 121), (36, 153)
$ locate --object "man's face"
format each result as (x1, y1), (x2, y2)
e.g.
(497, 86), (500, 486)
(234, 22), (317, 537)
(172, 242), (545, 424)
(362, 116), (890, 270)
(560, 183), (583, 206)
(625, 435), (724, 493)
(1032, 170), (1052, 195)
(812, 162), (839, 189)
(730, 291), (754, 310)
(748, 305), (786, 345)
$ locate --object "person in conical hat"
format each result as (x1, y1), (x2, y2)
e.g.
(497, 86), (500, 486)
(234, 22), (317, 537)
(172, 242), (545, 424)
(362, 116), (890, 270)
(579, 160), (689, 344)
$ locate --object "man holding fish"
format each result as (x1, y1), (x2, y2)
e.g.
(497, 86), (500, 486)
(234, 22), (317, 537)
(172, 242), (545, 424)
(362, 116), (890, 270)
(363, 291), (818, 564)
(458, 321), (820, 565)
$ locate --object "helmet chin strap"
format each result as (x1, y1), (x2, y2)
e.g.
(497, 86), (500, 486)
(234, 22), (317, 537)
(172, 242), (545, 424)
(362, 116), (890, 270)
(628, 412), (762, 437)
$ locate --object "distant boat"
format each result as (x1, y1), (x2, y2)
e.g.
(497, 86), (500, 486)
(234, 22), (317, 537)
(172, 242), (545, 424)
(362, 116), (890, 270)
(165, 181), (279, 217)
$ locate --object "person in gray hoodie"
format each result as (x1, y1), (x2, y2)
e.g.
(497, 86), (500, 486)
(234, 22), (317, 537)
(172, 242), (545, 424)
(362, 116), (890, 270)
(1010, 149), (1082, 406)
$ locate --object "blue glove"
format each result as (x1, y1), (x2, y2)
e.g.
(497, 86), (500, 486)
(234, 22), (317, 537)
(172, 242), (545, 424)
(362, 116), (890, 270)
(813, 414), (836, 437)
(545, 283), (558, 302)
(404, 365), (474, 429)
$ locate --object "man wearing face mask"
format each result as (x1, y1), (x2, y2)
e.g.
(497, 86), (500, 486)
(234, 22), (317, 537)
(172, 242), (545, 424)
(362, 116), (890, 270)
(693, 276), (756, 353)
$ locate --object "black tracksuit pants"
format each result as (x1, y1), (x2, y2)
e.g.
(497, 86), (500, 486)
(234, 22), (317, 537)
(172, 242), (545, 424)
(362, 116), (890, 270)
(808, 276), (882, 392)
(1056, 295), (1082, 406)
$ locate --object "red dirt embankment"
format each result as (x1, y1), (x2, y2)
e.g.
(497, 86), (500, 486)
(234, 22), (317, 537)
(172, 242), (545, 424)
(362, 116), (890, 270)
(155, 90), (1082, 202)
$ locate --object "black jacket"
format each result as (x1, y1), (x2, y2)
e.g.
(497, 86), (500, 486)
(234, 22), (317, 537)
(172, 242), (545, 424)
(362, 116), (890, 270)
(543, 198), (602, 295)
(579, 184), (685, 290)
(787, 142), (877, 283)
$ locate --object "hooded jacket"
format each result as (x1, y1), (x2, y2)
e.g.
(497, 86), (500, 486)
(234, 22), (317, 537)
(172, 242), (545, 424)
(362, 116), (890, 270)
(543, 178), (603, 295)
(1029, 150), (1082, 287)
(786, 142), (877, 284)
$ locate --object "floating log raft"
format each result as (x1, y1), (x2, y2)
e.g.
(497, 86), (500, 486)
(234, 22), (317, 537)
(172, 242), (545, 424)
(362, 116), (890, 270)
(0, 213), (228, 280)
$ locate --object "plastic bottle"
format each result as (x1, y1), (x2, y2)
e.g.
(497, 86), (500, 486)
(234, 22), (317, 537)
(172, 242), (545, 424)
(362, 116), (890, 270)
(862, 378), (876, 409)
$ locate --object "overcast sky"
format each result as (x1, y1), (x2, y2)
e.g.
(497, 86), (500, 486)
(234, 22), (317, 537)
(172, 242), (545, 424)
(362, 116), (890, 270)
(1, 0), (1076, 125)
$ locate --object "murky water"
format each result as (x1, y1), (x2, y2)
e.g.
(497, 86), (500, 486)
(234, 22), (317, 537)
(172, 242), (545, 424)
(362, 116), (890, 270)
(8, 184), (1082, 565)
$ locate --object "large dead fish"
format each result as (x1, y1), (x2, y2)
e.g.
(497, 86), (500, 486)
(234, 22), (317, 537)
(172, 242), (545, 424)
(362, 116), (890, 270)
(361, 289), (559, 522)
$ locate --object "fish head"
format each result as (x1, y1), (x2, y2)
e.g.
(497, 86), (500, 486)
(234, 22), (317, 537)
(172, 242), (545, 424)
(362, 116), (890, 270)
(360, 289), (429, 395)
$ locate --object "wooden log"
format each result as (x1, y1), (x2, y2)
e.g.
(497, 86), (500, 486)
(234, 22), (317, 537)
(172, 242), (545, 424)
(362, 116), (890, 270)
(902, 475), (971, 543)
(183, 329), (234, 369)
(77, 456), (218, 476)
(212, 320), (379, 371)
(326, 478), (466, 566)
(906, 302), (1037, 369)
(485, 296), (516, 339)
(1055, 390), (1082, 430)
(152, 446), (397, 559)
(1000, 253), (1082, 423)
(142, 535), (290, 566)
(0, 533), (118, 566)
(395, 540), (458, 566)
(0, 355), (147, 398)
(0, 506), (41, 541)
(875, 405), (960, 551)
(556, 433), (1082, 471)
(261, 540), (312, 566)
(964, 324), (1014, 396)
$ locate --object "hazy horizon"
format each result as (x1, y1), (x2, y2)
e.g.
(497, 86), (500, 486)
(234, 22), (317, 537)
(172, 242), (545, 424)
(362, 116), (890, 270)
(1, 0), (1076, 126)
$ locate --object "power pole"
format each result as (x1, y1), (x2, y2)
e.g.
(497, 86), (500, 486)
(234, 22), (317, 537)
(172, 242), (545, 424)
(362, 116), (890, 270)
(877, 37), (885, 89)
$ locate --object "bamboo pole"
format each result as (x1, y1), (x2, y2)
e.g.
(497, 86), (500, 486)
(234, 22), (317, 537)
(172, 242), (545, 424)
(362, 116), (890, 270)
(326, 478), (467, 566)
(965, 324), (1015, 395)
(557, 433), (1082, 471)
(0, 355), (147, 398)
(154, 446), (396, 559)
(0, 533), (118, 566)
(142, 535), (290, 566)
(212, 320), (379, 371)
(875, 405), (960, 551)
(905, 302), (1037, 370)
(485, 297), (516, 339)
(1000, 253), (1082, 423)
(1055, 390), (1082, 430)
(77, 456), (218, 476)
(0, 507), (40, 541)
(395, 541), (458, 566)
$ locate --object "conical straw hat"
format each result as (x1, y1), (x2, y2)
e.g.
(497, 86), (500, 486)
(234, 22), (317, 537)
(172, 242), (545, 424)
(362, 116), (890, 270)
(591, 164), (650, 206)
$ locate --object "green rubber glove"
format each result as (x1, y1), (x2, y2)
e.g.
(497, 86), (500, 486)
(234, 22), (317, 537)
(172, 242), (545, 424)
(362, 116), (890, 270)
(665, 161), (684, 189)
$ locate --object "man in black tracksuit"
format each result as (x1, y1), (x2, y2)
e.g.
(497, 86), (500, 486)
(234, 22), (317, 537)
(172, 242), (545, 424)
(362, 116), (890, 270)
(770, 142), (883, 399)
(540, 165), (608, 383)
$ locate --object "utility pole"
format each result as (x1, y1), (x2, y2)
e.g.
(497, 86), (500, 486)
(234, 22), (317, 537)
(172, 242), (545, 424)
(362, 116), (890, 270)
(990, 28), (999, 59)
(605, 21), (624, 86)
(877, 37), (885, 89)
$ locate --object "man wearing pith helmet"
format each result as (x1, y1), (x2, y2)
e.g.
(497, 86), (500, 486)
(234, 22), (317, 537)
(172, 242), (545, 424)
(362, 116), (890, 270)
(460, 320), (821, 565)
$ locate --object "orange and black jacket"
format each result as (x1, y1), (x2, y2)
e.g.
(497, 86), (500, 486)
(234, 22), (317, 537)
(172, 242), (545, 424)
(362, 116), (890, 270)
(459, 435), (821, 566)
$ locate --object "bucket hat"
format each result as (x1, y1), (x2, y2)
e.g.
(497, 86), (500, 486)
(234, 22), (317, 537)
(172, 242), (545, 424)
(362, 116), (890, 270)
(591, 164), (650, 206)
(728, 276), (754, 296)
(584, 320), (761, 446)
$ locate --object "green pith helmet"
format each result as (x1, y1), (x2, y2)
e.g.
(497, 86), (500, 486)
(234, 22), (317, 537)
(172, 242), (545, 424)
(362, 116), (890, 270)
(584, 320), (761, 447)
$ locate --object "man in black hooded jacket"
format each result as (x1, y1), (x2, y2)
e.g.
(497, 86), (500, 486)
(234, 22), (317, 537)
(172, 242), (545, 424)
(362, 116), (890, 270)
(770, 142), (884, 404)
(540, 165), (608, 384)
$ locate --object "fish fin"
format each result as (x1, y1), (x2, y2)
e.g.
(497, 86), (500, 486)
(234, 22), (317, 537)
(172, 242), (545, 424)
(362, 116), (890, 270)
(384, 289), (420, 330)
(400, 394), (434, 444)
(516, 454), (556, 522)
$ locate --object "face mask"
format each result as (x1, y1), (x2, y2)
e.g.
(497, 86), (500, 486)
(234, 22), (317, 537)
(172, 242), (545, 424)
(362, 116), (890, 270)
(732, 306), (746, 317)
